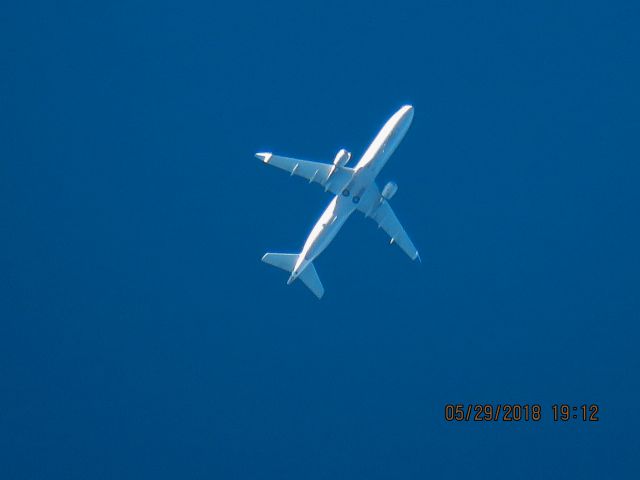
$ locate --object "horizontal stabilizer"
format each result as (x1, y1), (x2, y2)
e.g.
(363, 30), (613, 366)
(261, 252), (298, 272)
(298, 262), (324, 299)
(261, 253), (324, 299)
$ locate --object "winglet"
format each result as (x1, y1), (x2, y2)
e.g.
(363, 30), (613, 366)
(255, 152), (273, 163)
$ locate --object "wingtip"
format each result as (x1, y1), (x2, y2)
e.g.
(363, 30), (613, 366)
(255, 152), (272, 163)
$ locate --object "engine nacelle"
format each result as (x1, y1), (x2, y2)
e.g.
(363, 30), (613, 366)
(333, 149), (351, 167)
(381, 181), (398, 200)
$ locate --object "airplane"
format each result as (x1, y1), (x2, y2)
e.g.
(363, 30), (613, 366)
(256, 105), (419, 299)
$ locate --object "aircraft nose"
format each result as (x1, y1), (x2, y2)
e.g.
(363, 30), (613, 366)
(397, 105), (414, 127)
(403, 105), (414, 120)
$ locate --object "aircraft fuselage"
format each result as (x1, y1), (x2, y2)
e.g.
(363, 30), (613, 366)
(288, 105), (415, 282)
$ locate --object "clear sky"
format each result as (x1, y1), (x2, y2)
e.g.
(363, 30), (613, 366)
(2, 1), (639, 478)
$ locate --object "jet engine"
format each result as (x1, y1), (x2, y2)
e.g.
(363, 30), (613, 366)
(381, 181), (398, 200)
(333, 149), (351, 167)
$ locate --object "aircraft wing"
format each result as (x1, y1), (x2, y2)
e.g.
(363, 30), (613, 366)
(256, 153), (354, 195)
(357, 186), (420, 261)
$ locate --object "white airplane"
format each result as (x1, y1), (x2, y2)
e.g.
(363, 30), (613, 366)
(257, 105), (419, 298)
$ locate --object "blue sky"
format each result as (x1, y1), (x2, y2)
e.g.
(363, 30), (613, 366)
(2, 1), (639, 478)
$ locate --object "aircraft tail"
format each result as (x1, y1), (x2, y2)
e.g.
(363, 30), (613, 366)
(261, 253), (325, 299)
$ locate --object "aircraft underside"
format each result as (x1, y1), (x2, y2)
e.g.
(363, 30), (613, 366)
(257, 105), (419, 298)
